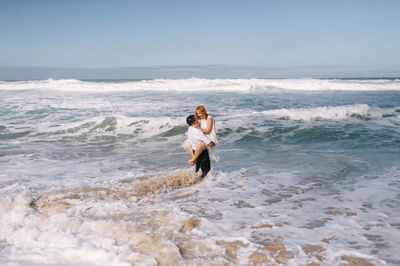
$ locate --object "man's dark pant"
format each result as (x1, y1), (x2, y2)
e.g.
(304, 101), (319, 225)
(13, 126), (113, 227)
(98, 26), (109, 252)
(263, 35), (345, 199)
(194, 149), (210, 178)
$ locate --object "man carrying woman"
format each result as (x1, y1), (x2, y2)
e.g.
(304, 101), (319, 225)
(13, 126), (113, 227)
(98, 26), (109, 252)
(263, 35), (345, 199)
(185, 114), (214, 178)
(184, 106), (218, 178)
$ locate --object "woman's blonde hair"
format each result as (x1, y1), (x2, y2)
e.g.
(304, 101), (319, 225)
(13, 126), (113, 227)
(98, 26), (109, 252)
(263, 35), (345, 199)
(195, 106), (208, 120)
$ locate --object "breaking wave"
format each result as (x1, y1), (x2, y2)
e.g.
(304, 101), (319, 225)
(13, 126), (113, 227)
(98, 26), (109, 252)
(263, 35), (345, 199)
(2, 104), (399, 145)
(0, 170), (226, 266)
(261, 104), (371, 121)
(1, 78), (399, 92)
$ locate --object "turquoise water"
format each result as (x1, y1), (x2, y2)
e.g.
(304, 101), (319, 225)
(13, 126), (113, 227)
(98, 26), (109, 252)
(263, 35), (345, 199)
(0, 78), (399, 265)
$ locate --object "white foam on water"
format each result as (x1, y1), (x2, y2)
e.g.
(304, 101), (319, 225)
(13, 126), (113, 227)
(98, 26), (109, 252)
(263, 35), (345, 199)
(0, 164), (398, 265)
(0, 170), (260, 265)
(224, 104), (400, 126)
(261, 104), (371, 121)
(1, 114), (185, 144)
(222, 104), (372, 122)
(185, 167), (398, 265)
(1, 78), (399, 92)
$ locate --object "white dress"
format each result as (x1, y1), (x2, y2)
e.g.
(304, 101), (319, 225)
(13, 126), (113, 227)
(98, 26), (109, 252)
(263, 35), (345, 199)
(200, 116), (219, 162)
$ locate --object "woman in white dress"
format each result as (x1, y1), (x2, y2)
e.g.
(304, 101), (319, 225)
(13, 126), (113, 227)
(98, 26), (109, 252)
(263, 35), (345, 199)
(193, 106), (219, 162)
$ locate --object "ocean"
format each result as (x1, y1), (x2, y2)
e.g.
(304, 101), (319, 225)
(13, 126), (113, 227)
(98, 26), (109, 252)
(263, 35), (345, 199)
(0, 78), (399, 265)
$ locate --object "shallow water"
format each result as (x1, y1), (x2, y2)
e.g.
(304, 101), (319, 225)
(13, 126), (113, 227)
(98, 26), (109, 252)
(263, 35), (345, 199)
(1, 78), (400, 265)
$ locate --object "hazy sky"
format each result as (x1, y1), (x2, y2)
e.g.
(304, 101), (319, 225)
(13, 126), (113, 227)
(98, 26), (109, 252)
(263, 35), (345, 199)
(1, 0), (399, 78)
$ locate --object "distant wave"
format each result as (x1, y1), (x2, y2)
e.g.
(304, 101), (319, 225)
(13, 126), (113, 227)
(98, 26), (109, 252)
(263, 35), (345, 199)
(261, 104), (371, 121)
(224, 104), (372, 122)
(1, 78), (399, 92)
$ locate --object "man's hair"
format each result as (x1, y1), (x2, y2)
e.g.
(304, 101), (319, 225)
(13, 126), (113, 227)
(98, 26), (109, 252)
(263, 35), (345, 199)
(186, 115), (195, 126)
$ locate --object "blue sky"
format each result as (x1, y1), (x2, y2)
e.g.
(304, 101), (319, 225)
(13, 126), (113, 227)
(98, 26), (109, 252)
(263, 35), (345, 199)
(0, 0), (399, 78)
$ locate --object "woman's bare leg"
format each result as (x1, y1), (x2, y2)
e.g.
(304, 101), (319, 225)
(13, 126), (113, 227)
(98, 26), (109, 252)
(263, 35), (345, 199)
(188, 141), (207, 165)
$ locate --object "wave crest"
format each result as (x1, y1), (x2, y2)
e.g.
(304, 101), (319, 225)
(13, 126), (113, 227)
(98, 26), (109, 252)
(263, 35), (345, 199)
(262, 104), (370, 121)
(1, 78), (399, 92)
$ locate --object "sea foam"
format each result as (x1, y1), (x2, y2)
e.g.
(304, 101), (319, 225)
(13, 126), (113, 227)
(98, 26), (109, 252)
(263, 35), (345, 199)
(224, 104), (371, 121)
(261, 104), (371, 121)
(1, 78), (399, 92)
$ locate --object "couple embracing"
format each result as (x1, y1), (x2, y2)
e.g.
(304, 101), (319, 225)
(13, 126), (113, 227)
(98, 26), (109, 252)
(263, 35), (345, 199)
(184, 106), (219, 178)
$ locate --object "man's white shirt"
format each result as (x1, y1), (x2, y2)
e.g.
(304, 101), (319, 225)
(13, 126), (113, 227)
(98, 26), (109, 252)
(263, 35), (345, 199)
(188, 126), (210, 150)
